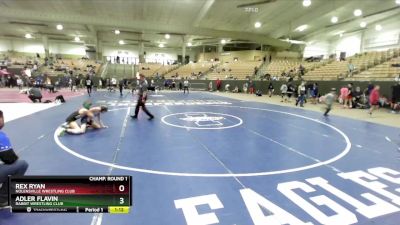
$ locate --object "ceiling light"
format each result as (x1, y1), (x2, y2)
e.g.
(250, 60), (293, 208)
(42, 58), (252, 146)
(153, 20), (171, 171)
(114, 30), (120, 35)
(302, 0), (311, 7)
(221, 39), (226, 44)
(119, 40), (124, 45)
(332, 30), (345, 36)
(56, 24), (63, 30)
(396, 0), (400, 5)
(295, 24), (308, 32)
(375, 24), (382, 31)
(187, 42), (192, 47)
(331, 16), (338, 23)
(354, 9), (362, 17)
(360, 21), (367, 28)
(254, 21), (262, 28)
(280, 38), (307, 44)
(25, 33), (32, 39)
(159, 43), (164, 48)
(165, 34), (170, 39)
(74, 36), (80, 42)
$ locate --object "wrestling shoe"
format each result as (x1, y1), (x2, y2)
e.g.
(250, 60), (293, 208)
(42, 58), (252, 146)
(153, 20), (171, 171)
(58, 128), (66, 137)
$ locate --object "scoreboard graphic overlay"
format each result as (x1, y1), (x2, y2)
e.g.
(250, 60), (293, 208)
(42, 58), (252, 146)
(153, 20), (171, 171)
(8, 176), (132, 213)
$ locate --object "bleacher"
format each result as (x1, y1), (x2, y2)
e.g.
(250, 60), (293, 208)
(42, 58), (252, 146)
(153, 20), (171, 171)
(348, 48), (400, 81)
(303, 50), (397, 81)
(258, 58), (325, 80)
(138, 63), (163, 77)
(39, 59), (102, 77)
(207, 61), (262, 80)
(105, 63), (134, 79)
(155, 64), (179, 77)
(0, 52), (43, 68)
(303, 60), (348, 81)
(262, 58), (300, 76)
(1, 53), (103, 77)
(165, 62), (215, 79)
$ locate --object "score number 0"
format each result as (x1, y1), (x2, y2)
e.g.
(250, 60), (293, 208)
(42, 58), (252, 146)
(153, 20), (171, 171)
(119, 184), (125, 205)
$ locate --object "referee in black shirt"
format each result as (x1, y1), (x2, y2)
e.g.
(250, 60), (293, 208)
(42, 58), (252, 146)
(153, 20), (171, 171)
(131, 74), (154, 120)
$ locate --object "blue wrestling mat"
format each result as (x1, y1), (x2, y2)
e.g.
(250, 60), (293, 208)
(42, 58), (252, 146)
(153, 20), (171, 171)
(1, 90), (400, 225)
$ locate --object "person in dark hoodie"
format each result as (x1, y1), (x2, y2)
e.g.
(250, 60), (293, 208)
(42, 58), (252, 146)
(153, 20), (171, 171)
(0, 110), (29, 207)
(268, 82), (274, 97)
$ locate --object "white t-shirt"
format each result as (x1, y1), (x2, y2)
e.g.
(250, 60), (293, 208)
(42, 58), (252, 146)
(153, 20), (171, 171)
(280, 84), (287, 93)
(111, 78), (117, 85)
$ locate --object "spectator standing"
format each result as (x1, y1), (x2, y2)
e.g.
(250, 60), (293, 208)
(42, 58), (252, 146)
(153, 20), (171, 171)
(99, 79), (103, 90)
(69, 77), (74, 92)
(178, 81), (183, 91)
(280, 83), (288, 102)
(249, 79), (255, 94)
(16, 77), (23, 90)
(311, 83), (319, 104)
(369, 85), (380, 115)
(268, 82), (274, 97)
(347, 61), (355, 77)
(118, 79), (124, 97)
(344, 83), (353, 108)
(299, 64), (305, 77)
(339, 85), (348, 105)
(216, 78), (222, 91)
(85, 75), (93, 97)
(183, 79), (190, 94)
(295, 82), (306, 107)
(287, 83), (295, 102)
(0, 75), (5, 88)
(75, 75), (80, 90)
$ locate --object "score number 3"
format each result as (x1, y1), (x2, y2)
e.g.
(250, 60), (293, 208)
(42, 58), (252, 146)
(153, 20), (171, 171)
(118, 184), (126, 205)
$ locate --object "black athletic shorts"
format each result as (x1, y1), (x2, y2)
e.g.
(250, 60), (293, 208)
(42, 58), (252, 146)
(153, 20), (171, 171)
(66, 111), (80, 123)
